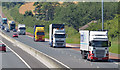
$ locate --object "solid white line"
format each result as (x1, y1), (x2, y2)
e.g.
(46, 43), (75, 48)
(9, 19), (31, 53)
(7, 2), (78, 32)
(1, 41), (32, 70)
(27, 36), (33, 38)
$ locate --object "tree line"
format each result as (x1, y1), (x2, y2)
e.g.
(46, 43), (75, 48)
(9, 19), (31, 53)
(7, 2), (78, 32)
(32, 2), (118, 30)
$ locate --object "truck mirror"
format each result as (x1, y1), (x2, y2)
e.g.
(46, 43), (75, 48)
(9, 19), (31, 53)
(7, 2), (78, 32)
(65, 34), (68, 38)
(53, 35), (55, 37)
(89, 42), (91, 46)
(109, 42), (111, 47)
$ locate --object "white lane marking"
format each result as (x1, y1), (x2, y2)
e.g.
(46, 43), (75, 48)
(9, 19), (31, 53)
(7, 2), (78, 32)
(114, 62), (119, 65)
(27, 36), (33, 38)
(74, 56), (76, 58)
(1, 41), (32, 70)
(97, 66), (99, 68)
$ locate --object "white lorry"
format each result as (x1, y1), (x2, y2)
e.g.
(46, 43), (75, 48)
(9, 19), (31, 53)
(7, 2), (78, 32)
(18, 24), (26, 35)
(49, 24), (66, 48)
(79, 30), (111, 61)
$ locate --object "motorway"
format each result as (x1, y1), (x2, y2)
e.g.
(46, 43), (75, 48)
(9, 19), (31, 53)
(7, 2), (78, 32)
(1, 24), (119, 69)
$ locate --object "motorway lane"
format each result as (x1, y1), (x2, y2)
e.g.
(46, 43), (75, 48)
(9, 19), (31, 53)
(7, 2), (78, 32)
(2, 30), (119, 69)
(1, 37), (48, 69)
(0, 42), (28, 68)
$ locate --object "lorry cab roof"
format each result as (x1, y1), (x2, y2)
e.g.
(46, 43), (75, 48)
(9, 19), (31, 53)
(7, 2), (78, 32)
(8, 21), (15, 24)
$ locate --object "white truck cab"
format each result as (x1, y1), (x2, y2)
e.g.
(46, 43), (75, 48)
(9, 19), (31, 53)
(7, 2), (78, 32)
(80, 30), (111, 61)
(18, 24), (26, 35)
(53, 28), (66, 47)
(49, 24), (66, 48)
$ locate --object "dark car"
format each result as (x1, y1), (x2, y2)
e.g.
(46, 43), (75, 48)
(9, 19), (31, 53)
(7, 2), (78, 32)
(13, 33), (18, 37)
(13, 29), (17, 32)
(1, 25), (5, 30)
(0, 43), (6, 52)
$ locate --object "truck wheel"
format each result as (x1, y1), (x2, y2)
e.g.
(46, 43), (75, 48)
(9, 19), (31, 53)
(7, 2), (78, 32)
(86, 53), (89, 60)
(91, 59), (95, 62)
(82, 53), (85, 59)
(4, 50), (6, 52)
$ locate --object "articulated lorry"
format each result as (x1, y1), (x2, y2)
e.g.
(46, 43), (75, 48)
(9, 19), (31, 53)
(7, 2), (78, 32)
(18, 24), (26, 35)
(34, 25), (45, 42)
(8, 21), (16, 30)
(49, 24), (66, 48)
(2, 18), (7, 24)
(79, 30), (111, 61)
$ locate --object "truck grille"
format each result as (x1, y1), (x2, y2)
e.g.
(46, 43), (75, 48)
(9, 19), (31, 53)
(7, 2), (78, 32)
(56, 40), (64, 42)
(57, 43), (63, 46)
(95, 50), (105, 58)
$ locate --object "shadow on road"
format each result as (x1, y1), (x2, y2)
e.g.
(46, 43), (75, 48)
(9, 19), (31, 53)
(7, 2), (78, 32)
(109, 59), (120, 62)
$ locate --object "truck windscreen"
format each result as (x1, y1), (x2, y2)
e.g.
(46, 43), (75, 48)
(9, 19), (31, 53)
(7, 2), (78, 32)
(11, 24), (15, 26)
(92, 41), (108, 47)
(54, 34), (65, 38)
(37, 32), (44, 35)
(19, 28), (26, 30)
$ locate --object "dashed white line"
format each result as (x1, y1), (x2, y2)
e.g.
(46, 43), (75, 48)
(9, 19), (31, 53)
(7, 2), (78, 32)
(114, 62), (118, 65)
(84, 60), (87, 62)
(74, 56), (76, 58)
(97, 66), (99, 68)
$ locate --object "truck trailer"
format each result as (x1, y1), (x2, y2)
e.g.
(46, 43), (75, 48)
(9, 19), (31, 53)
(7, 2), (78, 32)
(8, 21), (15, 30)
(2, 18), (7, 24)
(79, 30), (111, 61)
(18, 24), (26, 35)
(34, 25), (45, 42)
(49, 24), (66, 48)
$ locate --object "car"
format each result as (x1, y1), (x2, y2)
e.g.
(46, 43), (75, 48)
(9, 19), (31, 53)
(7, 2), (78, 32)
(13, 29), (17, 32)
(13, 33), (18, 37)
(5, 28), (10, 32)
(1, 25), (5, 30)
(0, 43), (6, 52)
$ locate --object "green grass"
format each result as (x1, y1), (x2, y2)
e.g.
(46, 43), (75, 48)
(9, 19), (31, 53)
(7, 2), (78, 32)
(109, 37), (119, 54)
(2, 7), (13, 20)
(65, 26), (80, 44)
(26, 27), (34, 34)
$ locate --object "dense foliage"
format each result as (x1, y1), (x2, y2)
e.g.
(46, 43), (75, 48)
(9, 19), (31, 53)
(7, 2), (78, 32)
(33, 2), (118, 30)
(87, 14), (119, 40)
(2, 2), (24, 9)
